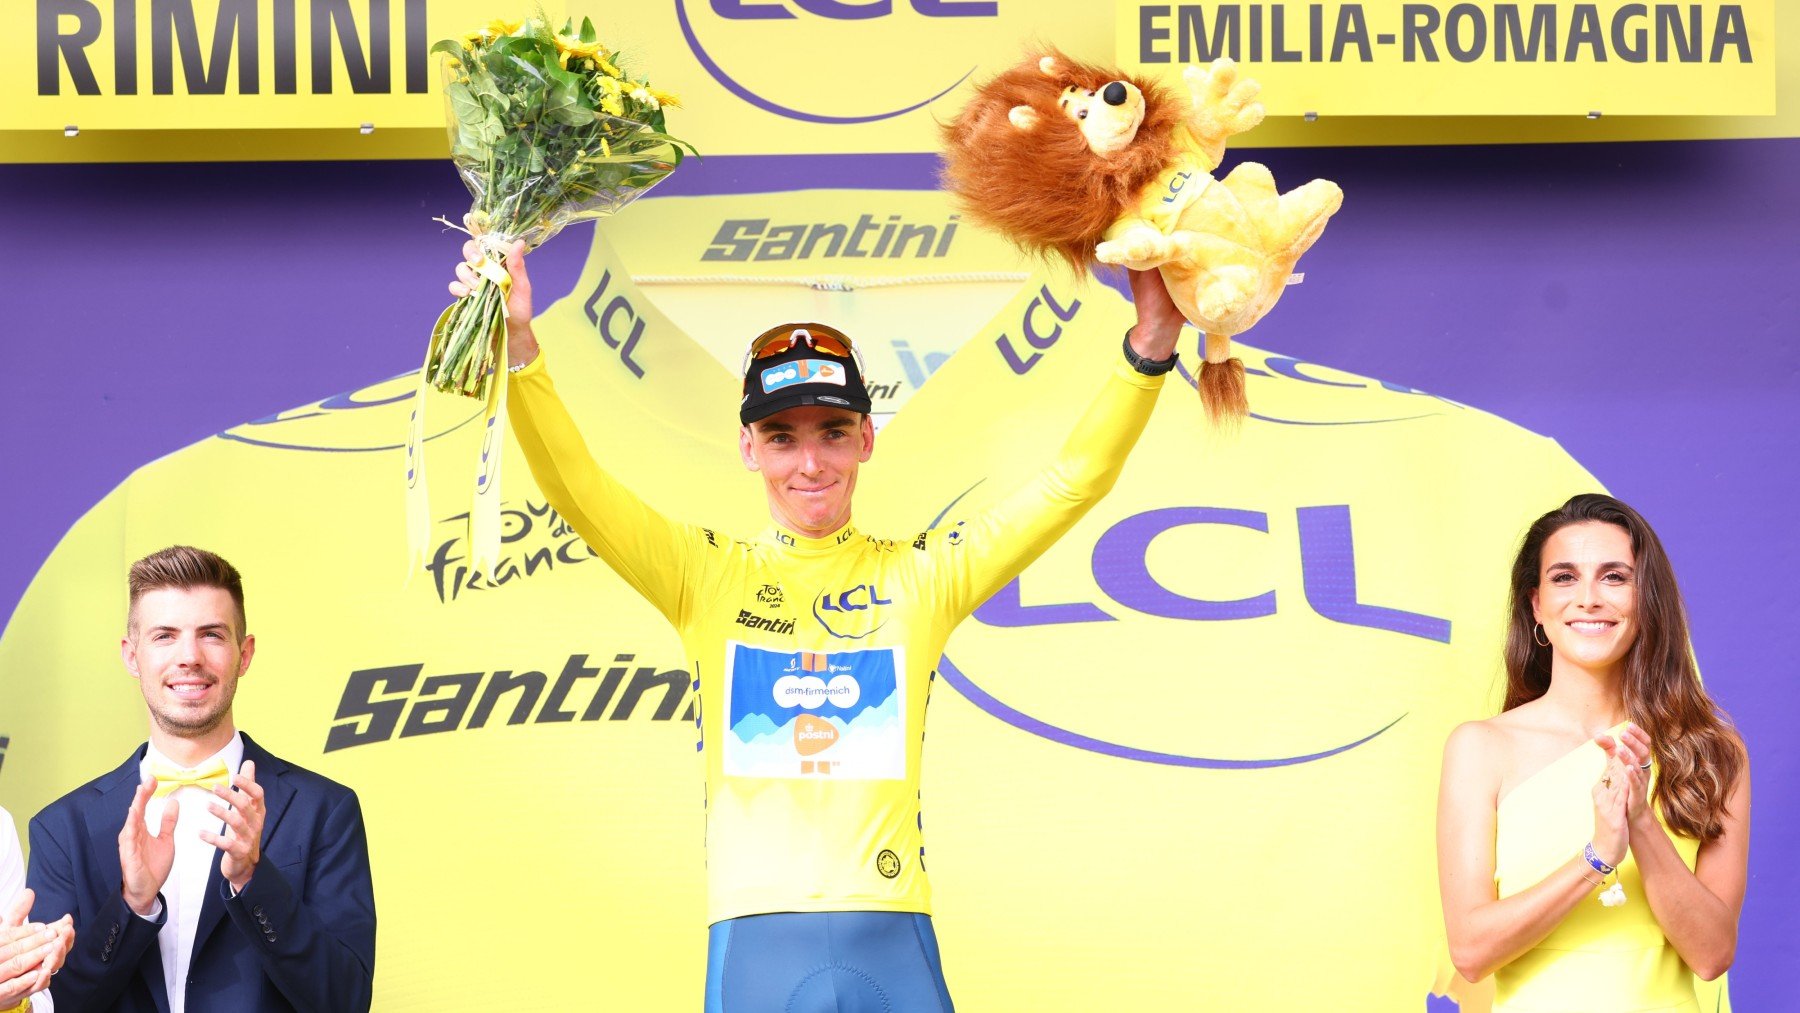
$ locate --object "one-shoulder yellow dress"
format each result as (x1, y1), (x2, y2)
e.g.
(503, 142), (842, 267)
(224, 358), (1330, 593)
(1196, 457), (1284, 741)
(1493, 724), (1701, 1012)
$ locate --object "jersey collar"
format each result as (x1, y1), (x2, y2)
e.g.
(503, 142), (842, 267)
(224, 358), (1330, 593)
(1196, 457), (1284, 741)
(761, 522), (859, 554)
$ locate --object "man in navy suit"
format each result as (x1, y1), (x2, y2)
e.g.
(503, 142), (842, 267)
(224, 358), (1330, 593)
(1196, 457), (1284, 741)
(26, 546), (375, 1012)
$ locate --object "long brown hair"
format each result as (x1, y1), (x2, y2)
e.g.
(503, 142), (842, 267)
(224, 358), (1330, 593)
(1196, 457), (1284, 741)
(939, 48), (1181, 273)
(1504, 494), (1741, 840)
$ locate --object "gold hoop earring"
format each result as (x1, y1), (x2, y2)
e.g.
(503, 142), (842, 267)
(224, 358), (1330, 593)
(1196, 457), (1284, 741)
(1533, 623), (1550, 647)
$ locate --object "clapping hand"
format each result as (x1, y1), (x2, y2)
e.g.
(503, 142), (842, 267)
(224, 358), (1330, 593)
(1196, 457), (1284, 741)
(201, 760), (266, 892)
(0, 888), (74, 1005)
(119, 777), (178, 916)
(1599, 723), (1655, 829)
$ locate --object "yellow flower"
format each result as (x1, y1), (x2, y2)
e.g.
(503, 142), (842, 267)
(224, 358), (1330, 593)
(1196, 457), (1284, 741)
(647, 87), (681, 109)
(554, 33), (608, 70)
(600, 137), (611, 158)
(463, 18), (522, 48)
(600, 94), (624, 117)
(596, 56), (623, 78)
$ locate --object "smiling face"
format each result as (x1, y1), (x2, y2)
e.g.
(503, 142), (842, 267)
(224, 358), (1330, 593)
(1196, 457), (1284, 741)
(741, 408), (874, 543)
(124, 585), (254, 746)
(740, 405), (875, 538)
(1057, 79), (1145, 156)
(1530, 521), (1639, 679)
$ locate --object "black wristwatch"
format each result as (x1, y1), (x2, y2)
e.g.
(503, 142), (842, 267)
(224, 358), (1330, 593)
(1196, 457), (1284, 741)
(1122, 328), (1179, 376)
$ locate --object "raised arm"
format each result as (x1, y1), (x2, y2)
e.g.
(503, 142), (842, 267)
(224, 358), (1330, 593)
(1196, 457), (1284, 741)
(456, 242), (702, 624)
(932, 269), (1181, 617)
(1437, 722), (1634, 982)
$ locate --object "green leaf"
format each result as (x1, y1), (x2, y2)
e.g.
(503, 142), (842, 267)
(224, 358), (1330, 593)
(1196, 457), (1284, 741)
(580, 16), (597, 43)
(430, 39), (465, 59)
(447, 81), (487, 129)
(468, 72), (508, 112)
(493, 34), (555, 68)
(451, 138), (490, 164)
(541, 77), (588, 126)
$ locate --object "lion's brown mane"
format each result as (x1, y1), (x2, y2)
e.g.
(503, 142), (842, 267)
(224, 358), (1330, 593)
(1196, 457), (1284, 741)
(941, 48), (1182, 274)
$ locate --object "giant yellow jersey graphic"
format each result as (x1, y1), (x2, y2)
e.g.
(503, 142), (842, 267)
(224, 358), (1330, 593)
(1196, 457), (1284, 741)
(3, 189), (1686, 1010)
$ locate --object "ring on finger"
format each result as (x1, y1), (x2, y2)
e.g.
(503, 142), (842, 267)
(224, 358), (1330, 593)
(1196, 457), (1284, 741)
(1602, 775), (1613, 788)
(1638, 761), (1652, 770)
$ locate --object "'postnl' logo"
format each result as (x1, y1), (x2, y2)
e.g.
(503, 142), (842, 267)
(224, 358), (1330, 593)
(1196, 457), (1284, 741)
(675, 0), (1003, 124)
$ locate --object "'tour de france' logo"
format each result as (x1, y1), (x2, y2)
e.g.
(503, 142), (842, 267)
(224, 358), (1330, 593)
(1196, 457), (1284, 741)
(675, 0), (1001, 124)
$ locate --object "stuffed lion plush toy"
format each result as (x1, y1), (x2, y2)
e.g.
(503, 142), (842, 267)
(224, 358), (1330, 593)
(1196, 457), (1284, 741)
(942, 49), (1343, 427)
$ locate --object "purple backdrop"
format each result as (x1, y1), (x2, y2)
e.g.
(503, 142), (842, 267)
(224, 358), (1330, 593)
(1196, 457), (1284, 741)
(3, 139), (1796, 1006)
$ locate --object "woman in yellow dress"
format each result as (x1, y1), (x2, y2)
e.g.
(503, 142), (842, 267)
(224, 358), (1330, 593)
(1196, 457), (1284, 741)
(1437, 493), (1750, 1012)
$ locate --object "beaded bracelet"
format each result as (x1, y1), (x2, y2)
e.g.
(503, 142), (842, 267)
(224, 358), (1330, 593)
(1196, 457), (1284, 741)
(1583, 842), (1617, 876)
(1583, 843), (1629, 906)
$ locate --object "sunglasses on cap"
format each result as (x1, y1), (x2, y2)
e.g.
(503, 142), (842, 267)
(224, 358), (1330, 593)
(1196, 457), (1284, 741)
(741, 322), (864, 376)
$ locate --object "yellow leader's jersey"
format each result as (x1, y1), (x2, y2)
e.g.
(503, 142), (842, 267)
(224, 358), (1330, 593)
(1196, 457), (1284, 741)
(507, 348), (1164, 923)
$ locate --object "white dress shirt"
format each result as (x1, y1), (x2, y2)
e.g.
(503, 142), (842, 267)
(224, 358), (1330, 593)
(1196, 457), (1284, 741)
(0, 805), (23, 919)
(136, 733), (243, 1013)
(2, 805), (52, 1011)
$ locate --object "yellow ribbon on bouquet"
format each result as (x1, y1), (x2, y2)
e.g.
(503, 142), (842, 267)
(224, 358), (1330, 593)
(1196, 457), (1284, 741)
(407, 217), (513, 580)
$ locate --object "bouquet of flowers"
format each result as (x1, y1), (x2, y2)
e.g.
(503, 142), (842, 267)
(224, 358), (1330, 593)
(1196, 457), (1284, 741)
(425, 14), (692, 399)
(408, 14), (693, 576)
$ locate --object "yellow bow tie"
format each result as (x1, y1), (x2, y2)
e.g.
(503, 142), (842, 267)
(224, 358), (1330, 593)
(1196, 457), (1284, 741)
(148, 758), (231, 798)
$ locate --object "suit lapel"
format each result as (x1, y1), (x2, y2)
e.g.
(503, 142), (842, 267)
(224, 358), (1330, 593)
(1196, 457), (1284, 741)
(243, 735), (298, 845)
(84, 747), (145, 875)
(84, 746), (173, 1013)
(191, 733), (294, 958)
(190, 841), (230, 966)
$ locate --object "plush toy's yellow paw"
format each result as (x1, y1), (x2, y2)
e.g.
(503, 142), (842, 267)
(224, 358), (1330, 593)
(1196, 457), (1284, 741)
(1273, 178), (1344, 257)
(1096, 234), (1173, 270)
(1194, 272), (1257, 322)
(1186, 58), (1265, 154)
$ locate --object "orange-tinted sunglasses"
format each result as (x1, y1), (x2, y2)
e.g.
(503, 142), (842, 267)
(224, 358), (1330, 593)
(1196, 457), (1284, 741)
(742, 322), (861, 376)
